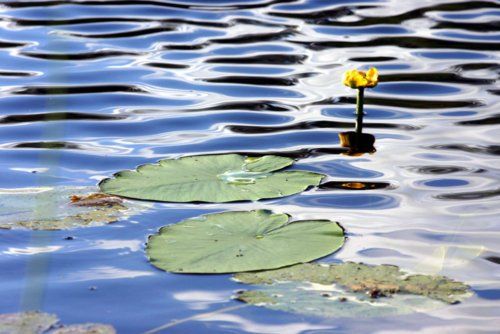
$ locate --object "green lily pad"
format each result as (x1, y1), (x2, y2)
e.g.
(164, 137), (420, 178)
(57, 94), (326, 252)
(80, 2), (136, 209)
(147, 210), (344, 274)
(234, 262), (472, 317)
(0, 311), (58, 334)
(0, 187), (149, 230)
(99, 154), (324, 203)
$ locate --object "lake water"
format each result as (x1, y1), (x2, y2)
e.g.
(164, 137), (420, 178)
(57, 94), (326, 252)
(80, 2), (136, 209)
(0, 0), (499, 333)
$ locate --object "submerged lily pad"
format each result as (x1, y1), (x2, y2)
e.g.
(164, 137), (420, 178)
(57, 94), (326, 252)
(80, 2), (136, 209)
(235, 262), (471, 303)
(0, 187), (148, 230)
(147, 210), (344, 274)
(0, 312), (116, 334)
(51, 324), (116, 334)
(235, 282), (445, 318)
(233, 262), (471, 317)
(99, 154), (324, 203)
(0, 311), (58, 334)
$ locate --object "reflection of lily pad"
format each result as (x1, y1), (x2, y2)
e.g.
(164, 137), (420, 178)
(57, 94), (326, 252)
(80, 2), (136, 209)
(0, 187), (148, 230)
(147, 210), (344, 274)
(0, 311), (58, 334)
(99, 154), (324, 203)
(234, 263), (471, 317)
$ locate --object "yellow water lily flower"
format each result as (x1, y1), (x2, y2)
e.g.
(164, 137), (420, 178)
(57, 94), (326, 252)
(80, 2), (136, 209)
(343, 67), (378, 89)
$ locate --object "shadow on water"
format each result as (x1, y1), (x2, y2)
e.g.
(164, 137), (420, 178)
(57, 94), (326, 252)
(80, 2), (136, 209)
(20, 50), (142, 61)
(227, 120), (419, 133)
(0, 112), (125, 124)
(206, 54), (307, 65)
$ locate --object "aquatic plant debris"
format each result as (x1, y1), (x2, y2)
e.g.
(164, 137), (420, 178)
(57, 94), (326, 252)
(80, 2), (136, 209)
(233, 262), (472, 318)
(0, 186), (148, 230)
(0, 311), (58, 334)
(147, 210), (344, 274)
(0, 311), (116, 334)
(99, 154), (324, 203)
(70, 193), (125, 208)
(234, 282), (447, 318)
(51, 323), (116, 334)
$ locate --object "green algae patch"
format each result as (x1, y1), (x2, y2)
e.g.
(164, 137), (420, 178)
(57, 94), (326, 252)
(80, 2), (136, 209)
(147, 210), (344, 274)
(0, 187), (148, 230)
(100, 154), (324, 203)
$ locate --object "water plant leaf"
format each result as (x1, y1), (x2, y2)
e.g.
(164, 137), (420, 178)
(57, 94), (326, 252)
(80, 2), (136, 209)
(70, 193), (125, 207)
(50, 324), (116, 334)
(233, 262), (472, 318)
(99, 154), (324, 203)
(0, 311), (58, 334)
(0, 187), (148, 230)
(0, 311), (116, 334)
(235, 282), (445, 318)
(147, 210), (344, 274)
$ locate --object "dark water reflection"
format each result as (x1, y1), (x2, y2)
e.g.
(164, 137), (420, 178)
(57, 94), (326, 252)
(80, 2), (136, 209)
(0, 0), (499, 333)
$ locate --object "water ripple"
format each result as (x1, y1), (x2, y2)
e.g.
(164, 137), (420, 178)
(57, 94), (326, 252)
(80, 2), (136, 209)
(0, 0), (499, 332)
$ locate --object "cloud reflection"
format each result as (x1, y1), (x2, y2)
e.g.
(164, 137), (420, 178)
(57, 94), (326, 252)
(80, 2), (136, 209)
(4, 246), (62, 255)
(197, 313), (332, 334)
(60, 266), (154, 282)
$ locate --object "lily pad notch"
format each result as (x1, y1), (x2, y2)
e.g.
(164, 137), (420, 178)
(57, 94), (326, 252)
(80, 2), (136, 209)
(146, 210), (345, 274)
(99, 154), (325, 203)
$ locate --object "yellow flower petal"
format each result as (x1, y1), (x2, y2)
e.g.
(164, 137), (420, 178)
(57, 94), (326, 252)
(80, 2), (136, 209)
(342, 67), (378, 88)
(365, 67), (378, 88)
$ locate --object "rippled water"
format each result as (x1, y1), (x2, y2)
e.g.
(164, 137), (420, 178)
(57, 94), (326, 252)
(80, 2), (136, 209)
(0, 0), (499, 332)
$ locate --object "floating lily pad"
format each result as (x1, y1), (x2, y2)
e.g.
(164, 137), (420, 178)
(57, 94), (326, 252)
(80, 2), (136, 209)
(235, 282), (445, 318)
(0, 312), (116, 334)
(51, 324), (116, 334)
(0, 187), (148, 230)
(99, 154), (324, 203)
(0, 311), (116, 334)
(147, 210), (344, 273)
(233, 262), (471, 317)
(0, 311), (58, 334)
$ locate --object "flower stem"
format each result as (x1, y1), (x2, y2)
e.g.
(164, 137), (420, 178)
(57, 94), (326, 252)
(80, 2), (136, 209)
(355, 88), (364, 135)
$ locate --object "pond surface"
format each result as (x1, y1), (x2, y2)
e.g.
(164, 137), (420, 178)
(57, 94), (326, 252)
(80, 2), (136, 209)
(0, 0), (499, 332)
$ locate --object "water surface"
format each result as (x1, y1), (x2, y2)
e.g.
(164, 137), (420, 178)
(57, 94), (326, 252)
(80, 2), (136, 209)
(0, 0), (499, 333)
